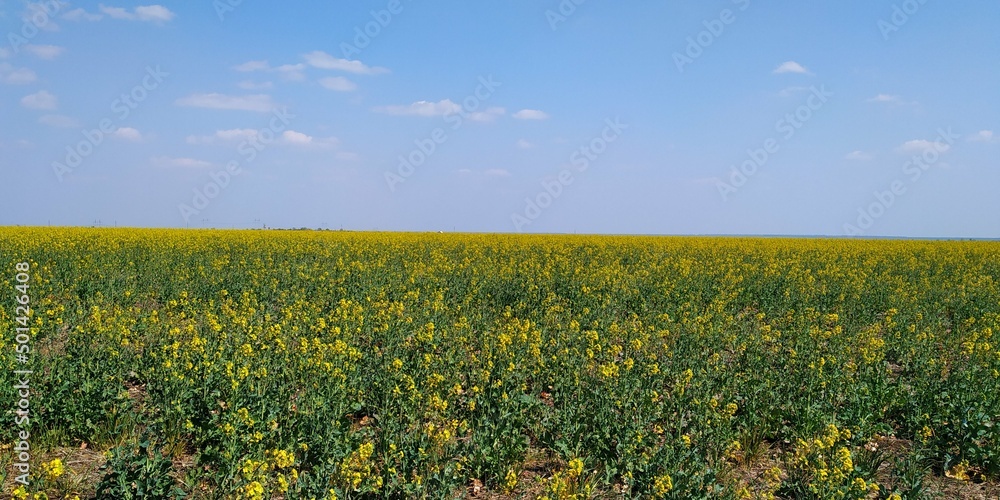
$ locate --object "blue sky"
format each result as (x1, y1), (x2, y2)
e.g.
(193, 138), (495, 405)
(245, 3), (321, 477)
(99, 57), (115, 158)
(0, 0), (997, 237)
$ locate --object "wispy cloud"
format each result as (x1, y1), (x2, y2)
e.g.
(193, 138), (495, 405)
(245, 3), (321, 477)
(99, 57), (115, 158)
(186, 129), (258, 144)
(99, 4), (175, 23)
(968, 130), (996, 143)
(280, 130), (339, 147)
(152, 156), (212, 168)
(62, 8), (104, 21)
(867, 94), (920, 107)
(233, 60), (305, 81)
(302, 51), (389, 75)
(175, 93), (275, 112)
(237, 80), (273, 90)
(0, 63), (37, 84)
(868, 94), (901, 103)
(38, 114), (79, 128)
(273, 64), (306, 81)
(318, 76), (357, 92)
(468, 107), (505, 123)
(373, 99), (462, 117)
(516, 139), (534, 149)
(187, 128), (338, 148)
(898, 139), (951, 155)
(513, 109), (550, 120)
(773, 61), (811, 75)
(845, 150), (874, 161)
(20, 90), (57, 110)
(233, 60), (269, 72)
(23, 44), (64, 60)
(112, 127), (143, 141)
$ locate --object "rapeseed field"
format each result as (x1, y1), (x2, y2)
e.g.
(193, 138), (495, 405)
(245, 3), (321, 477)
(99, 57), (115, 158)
(1, 228), (998, 498)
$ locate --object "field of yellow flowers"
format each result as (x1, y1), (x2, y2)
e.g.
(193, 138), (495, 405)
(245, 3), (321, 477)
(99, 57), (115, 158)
(1, 228), (999, 499)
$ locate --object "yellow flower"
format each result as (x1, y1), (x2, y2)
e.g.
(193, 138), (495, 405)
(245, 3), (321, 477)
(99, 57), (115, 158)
(240, 481), (265, 500)
(567, 458), (584, 477)
(920, 425), (933, 442)
(358, 442), (374, 461)
(44, 457), (66, 480)
(504, 468), (519, 491)
(269, 449), (296, 469)
(653, 474), (673, 495)
(945, 461), (970, 481)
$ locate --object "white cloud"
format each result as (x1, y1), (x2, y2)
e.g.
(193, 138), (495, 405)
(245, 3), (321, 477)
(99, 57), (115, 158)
(513, 109), (550, 120)
(516, 139), (534, 149)
(237, 80), (273, 90)
(186, 128), (337, 148)
(302, 51), (389, 75)
(0, 63), (37, 84)
(373, 99), (462, 117)
(98, 5), (130, 19)
(868, 94), (902, 103)
(281, 130), (312, 145)
(273, 63), (306, 81)
(468, 107), (505, 123)
(38, 114), (79, 128)
(233, 60), (305, 81)
(318, 76), (357, 92)
(968, 130), (995, 143)
(20, 90), (57, 110)
(99, 4), (175, 23)
(186, 128), (259, 144)
(898, 139), (951, 155)
(24, 44), (64, 59)
(484, 168), (510, 177)
(135, 5), (174, 22)
(233, 60), (270, 72)
(216, 129), (259, 141)
(62, 8), (104, 21)
(175, 93), (274, 112)
(152, 156), (211, 168)
(112, 127), (143, 141)
(280, 130), (339, 148)
(845, 150), (873, 161)
(773, 61), (811, 75)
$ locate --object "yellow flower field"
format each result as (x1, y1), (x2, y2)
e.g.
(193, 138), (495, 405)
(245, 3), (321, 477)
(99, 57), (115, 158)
(1, 228), (999, 498)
